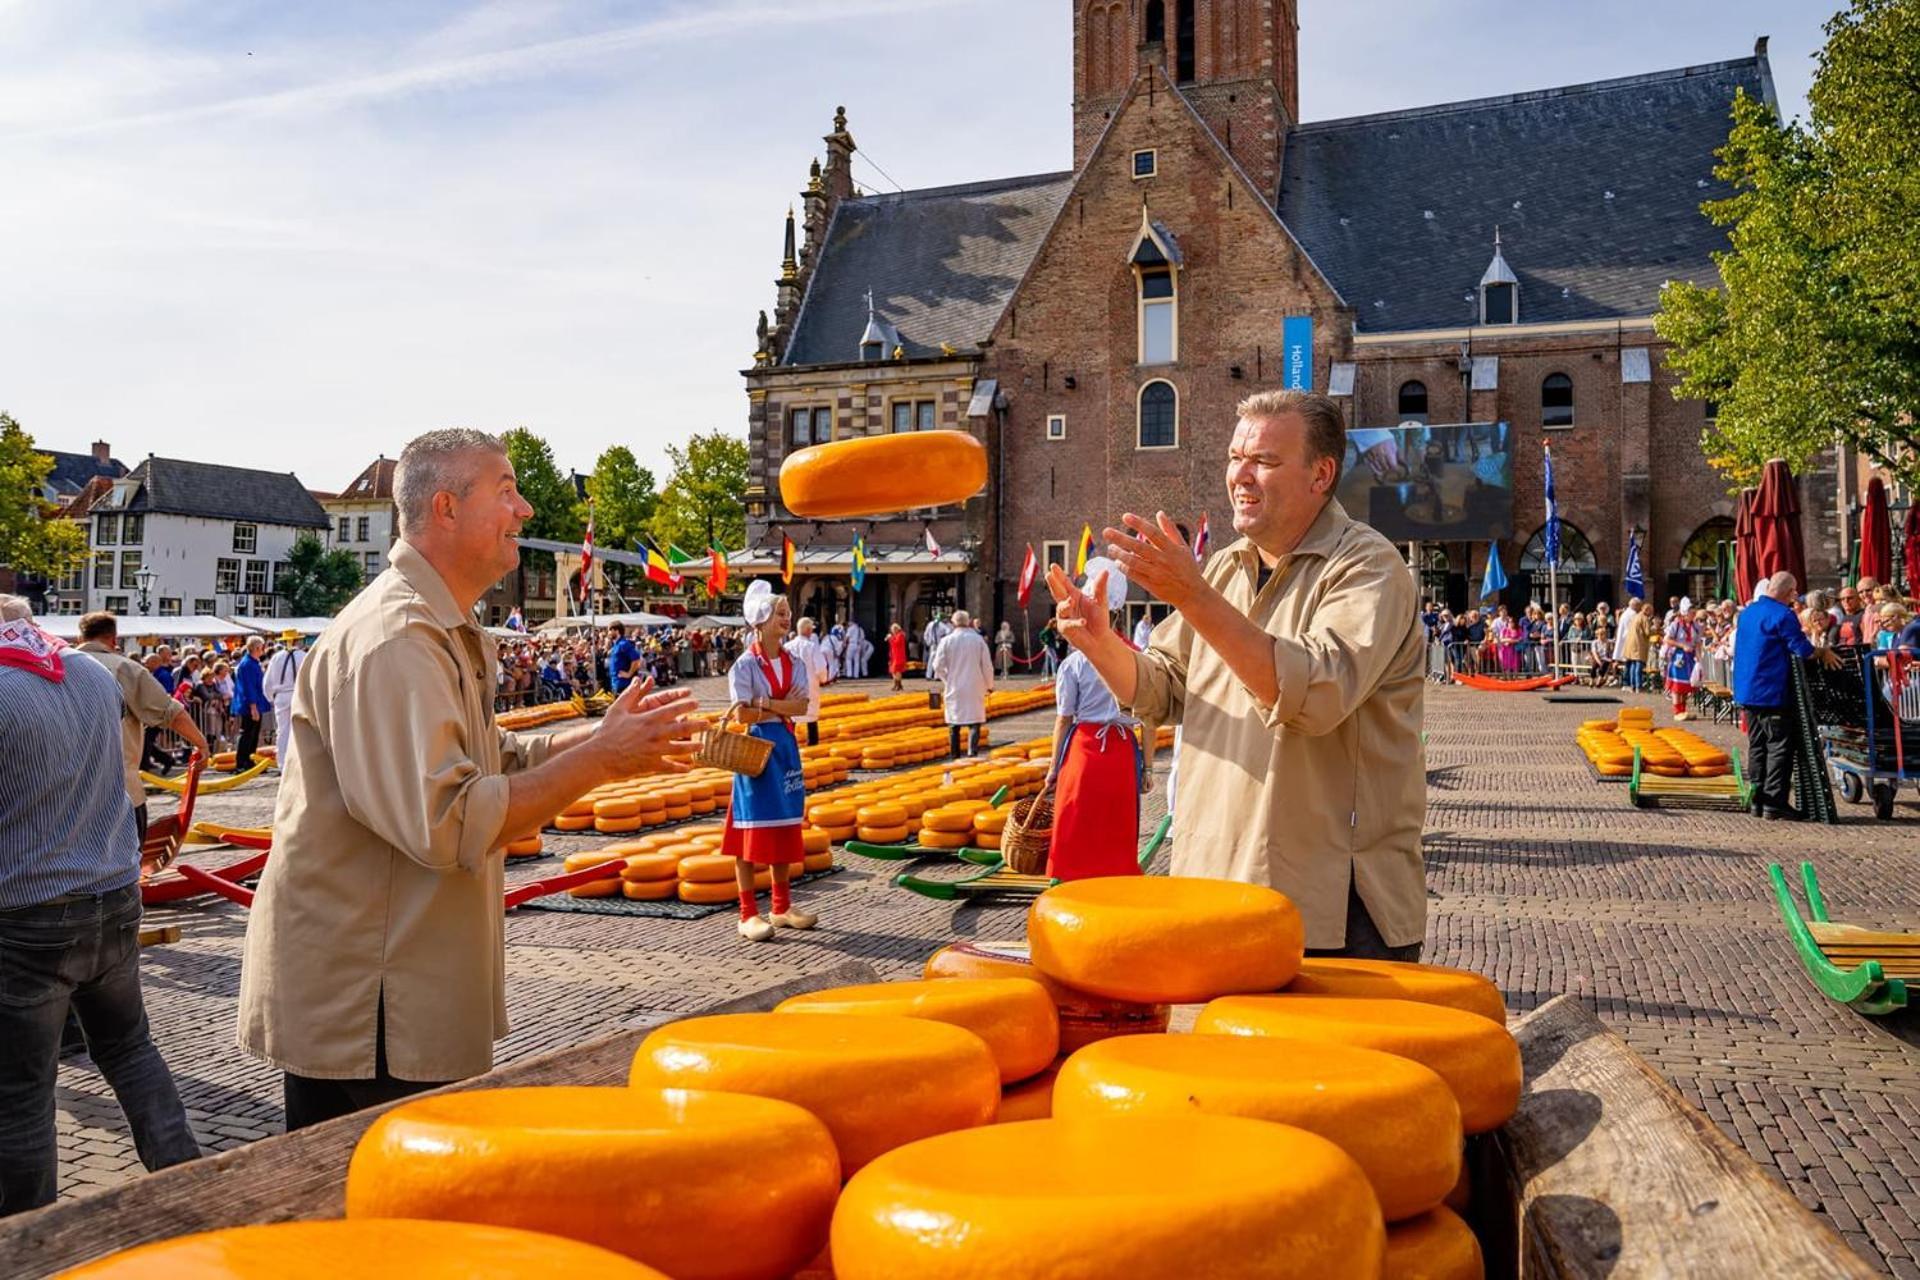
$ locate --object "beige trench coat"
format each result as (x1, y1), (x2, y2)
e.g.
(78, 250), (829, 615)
(1127, 499), (1428, 950)
(237, 542), (550, 1081)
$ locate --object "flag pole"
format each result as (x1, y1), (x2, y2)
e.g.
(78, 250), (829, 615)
(586, 499), (599, 697)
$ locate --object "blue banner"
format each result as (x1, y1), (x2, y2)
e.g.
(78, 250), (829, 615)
(1543, 442), (1560, 568)
(1282, 316), (1313, 390)
(1624, 530), (1644, 600)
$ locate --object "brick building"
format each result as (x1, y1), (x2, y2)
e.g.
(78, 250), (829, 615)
(744, 1), (1823, 650)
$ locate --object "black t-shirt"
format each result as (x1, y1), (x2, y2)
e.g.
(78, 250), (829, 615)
(1464, 621), (1487, 643)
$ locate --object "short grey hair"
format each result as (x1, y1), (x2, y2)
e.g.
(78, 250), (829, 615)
(395, 429), (507, 536)
(0, 593), (32, 623)
(1765, 570), (1800, 600)
(951, 609), (972, 627)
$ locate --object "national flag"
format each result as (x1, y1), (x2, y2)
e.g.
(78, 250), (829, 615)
(1624, 530), (1645, 600)
(850, 534), (868, 592)
(924, 526), (942, 558)
(707, 544), (729, 597)
(781, 533), (796, 585)
(1016, 543), (1039, 607)
(1075, 524), (1094, 576)
(666, 544), (696, 567)
(1193, 513), (1211, 562)
(579, 504), (595, 603)
(1479, 542), (1508, 601)
(1542, 442), (1561, 569)
(639, 543), (681, 588)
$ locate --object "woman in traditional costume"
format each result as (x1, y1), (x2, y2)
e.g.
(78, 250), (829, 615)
(1044, 558), (1146, 881)
(1664, 598), (1698, 720)
(721, 581), (816, 942)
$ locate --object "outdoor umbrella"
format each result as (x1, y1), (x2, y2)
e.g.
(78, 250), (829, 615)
(1907, 502), (1920, 599)
(1858, 476), (1892, 587)
(1751, 459), (1807, 592)
(1479, 542), (1508, 601)
(1733, 487), (1761, 602)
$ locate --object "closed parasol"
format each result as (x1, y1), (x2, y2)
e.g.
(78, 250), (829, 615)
(1906, 502), (1920, 599)
(1751, 459), (1807, 593)
(1733, 487), (1761, 602)
(1858, 476), (1892, 587)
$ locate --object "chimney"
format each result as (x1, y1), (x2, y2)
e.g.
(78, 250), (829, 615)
(91, 440), (111, 465)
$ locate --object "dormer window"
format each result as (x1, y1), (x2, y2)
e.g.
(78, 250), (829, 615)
(858, 287), (895, 362)
(1479, 228), (1518, 326)
(1131, 213), (1183, 366)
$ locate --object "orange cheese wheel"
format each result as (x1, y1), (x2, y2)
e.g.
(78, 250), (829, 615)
(802, 827), (831, 854)
(778, 979), (1059, 1084)
(679, 853), (740, 884)
(503, 834), (544, 857)
(595, 814), (646, 834)
(1444, 1160), (1472, 1214)
(1383, 1208), (1484, 1280)
(678, 880), (743, 904)
(1028, 877), (1305, 1003)
(569, 879), (621, 898)
(1194, 995), (1522, 1134)
(664, 803), (694, 820)
(830, 1115), (1383, 1280)
(594, 796), (643, 819)
(554, 814), (595, 832)
(1286, 959), (1507, 1024)
(923, 940), (1170, 1053)
(921, 808), (976, 834)
(855, 803), (907, 827)
(917, 829), (971, 849)
(60, 1220), (669, 1280)
(561, 797), (600, 818)
(779, 429), (988, 519)
(809, 803), (858, 827)
(621, 879), (676, 900)
(820, 824), (858, 844)
(972, 809), (1009, 835)
(564, 850), (626, 874)
(995, 1063), (1058, 1124)
(1052, 1033), (1460, 1221)
(974, 831), (1002, 850)
(346, 1086), (837, 1280)
(856, 824), (911, 844)
(803, 850), (835, 873)
(620, 852), (682, 882)
(631, 1013), (999, 1175)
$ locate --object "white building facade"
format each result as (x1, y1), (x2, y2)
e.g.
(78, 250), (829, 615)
(319, 457), (399, 584)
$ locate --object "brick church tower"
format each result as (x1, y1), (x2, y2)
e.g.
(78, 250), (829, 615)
(1074, 0), (1299, 199)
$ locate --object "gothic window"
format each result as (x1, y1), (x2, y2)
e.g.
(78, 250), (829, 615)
(1144, 0), (1165, 43)
(1397, 380), (1429, 423)
(1519, 521), (1597, 572)
(1541, 373), (1574, 429)
(1138, 380), (1178, 449)
(1175, 0), (1195, 81)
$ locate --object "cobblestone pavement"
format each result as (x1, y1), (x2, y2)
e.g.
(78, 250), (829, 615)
(49, 676), (1920, 1274)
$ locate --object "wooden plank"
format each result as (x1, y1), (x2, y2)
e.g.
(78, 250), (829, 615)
(1809, 923), (1920, 947)
(0, 958), (880, 1279)
(1498, 994), (1880, 1279)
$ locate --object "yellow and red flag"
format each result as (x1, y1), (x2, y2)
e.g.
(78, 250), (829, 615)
(1074, 523), (1094, 575)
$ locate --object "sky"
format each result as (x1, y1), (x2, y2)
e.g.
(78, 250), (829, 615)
(0, 0), (1829, 494)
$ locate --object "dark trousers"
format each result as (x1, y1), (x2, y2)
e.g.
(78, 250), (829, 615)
(1745, 706), (1794, 812)
(1306, 882), (1423, 962)
(0, 884), (200, 1215)
(138, 727), (171, 773)
(234, 709), (262, 771)
(949, 723), (984, 758)
(805, 721), (820, 747)
(282, 1005), (447, 1132)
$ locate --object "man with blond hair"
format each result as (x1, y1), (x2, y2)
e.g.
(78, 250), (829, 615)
(1048, 389), (1426, 958)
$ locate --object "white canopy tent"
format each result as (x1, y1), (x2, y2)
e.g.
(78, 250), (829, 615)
(686, 614), (746, 630)
(36, 615), (265, 642)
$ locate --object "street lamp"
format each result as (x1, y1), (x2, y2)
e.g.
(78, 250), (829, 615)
(135, 566), (156, 614)
(43, 587), (60, 619)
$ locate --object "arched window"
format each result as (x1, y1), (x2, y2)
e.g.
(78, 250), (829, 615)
(1680, 518), (1735, 569)
(1131, 216), (1180, 365)
(1518, 521), (1597, 572)
(1174, 0), (1195, 81)
(1138, 380), (1178, 449)
(1397, 380), (1428, 423)
(1541, 373), (1574, 428)
(1144, 0), (1165, 43)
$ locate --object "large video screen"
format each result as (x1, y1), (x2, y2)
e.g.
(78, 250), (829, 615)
(1335, 421), (1513, 542)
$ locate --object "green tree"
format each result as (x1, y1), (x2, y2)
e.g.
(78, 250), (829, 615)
(1656, 0), (1920, 487)
(275, 534), (364, 615)
(0, 413), (90, 581)
(502, 427), (583, 541)
(650, 432), (748, 581)
(579, 445), (657, 591)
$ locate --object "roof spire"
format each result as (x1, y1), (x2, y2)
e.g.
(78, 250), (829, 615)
(780, 206), (798, 282)
(1479, 226), (1517, 288)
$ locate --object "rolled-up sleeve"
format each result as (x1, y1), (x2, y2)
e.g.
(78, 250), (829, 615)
(329, 638), (506, 874)
(1262, 547), (1416, 737)
(498, 729), (553, 775)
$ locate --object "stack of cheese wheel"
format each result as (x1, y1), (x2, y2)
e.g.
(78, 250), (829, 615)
(776, 978), (1060, 1085)
(829, 1114), (1384, 1279)
(497, 702), (584, 731)
(923, 940), (1171, 1056)
(1616, 725), (1688, 776)
(344, 1086), (838, 1280)
(1575, 721), (1636, 776)
(547, 767), (734, 834)
(919, 798), (991, 850)
(63, 1220), (670, 1280)
(1654, 727), (1731, 777)
(807, 800), (859, 846)
(630, 1012), (999, 1175)
(1027, 876), (1306, 1004)
(1194, 994), (1522, 1134)
(1052, 1033), (1462, 1223)
(677, 846), (760, 904)
(854, 802), (909, 845)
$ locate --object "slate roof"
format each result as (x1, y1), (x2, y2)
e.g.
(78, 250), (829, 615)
(782, 171), (1075, 366)
(1277, 55), (1770, 332)
(121, 457), (330, 528)
(41, 449), (126, 496)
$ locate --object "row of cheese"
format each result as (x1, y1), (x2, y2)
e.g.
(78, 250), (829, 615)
(559, 824), (836, 901)
(1578, 711), (1731, 777)
(802, 752), (1053, 846)
(549, 769), (738, 834)
(497, 702), (586, 732)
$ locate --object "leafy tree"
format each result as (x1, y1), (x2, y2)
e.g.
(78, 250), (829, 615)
(0, 413), (90, 581)
(1656, 0), (1920, 487)
(580, 445), (657, 592)
(276, 534), (364, 615)
(502, 427), (583, 542)
(650, 432), (748, 567)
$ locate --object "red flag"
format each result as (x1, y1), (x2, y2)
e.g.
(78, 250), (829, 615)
(579, 506), (595, 603)
(780, 533), (796, 585)
(924, 526), (942, 558)
(707, 544), (729, 597)
(1016, 543), (1038, 607)
(1193, 513), (1210, 562)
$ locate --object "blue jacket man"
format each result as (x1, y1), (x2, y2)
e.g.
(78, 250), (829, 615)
(230, 637), (273, 770)
(607, 623), (641, 694)
(1732, 573), (1838, 820)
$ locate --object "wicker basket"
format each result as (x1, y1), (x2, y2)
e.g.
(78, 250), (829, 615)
(695, 703), (773, 777)
(1000, 785), (1055, 876)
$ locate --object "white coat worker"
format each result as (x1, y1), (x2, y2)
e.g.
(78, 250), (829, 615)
(931, 608), (994, 758)
(261, 628), (306, 774)
(922, 610), (953, 681)
(842, 618), (869, 680)
(783, 617), (834, 748)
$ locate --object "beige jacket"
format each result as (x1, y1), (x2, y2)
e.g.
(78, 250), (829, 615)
(1127, 499), (1428, 950)
(76, 641), (180, 808)
(1619, 608), (1651, 664)
(237, 542), (550, 1081)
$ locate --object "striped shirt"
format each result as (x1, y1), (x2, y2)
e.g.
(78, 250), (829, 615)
(0, 652), (142, 908)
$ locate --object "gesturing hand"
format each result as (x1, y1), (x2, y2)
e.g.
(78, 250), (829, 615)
(1103, 511), (1208, 611)
(1046, 563), (1113, 653)
(594, 675), (703, 776)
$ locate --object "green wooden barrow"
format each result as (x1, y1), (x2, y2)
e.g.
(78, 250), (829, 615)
(1769, 861), (1913, 1016)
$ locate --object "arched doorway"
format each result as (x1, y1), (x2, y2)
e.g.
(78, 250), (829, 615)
(1517, 521), (1608, 612)
(1671, 517), (1736, 605)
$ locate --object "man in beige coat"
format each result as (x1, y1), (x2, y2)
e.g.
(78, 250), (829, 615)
(238, 430), (701, 1129)
(1048, 390), (1426, 957)
(73, 613), (209, 843)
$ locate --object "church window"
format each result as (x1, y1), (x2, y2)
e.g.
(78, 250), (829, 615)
(1397, 380), (1428, 423)
(1133, 149), (1157, 179)
(1138, 380), (1178, 449)
(1144, 0), (1165, 43)
(1541, 374), (1574, 429)
(1175, 0), (1195, 82)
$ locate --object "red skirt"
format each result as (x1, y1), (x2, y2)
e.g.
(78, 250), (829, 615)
(721, 818), (805, 866)
(1046, 723), (1143, 881)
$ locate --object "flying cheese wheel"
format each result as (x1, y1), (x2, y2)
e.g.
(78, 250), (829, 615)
(830, 1115), (1383, 1280)
(631, 1013), (999, 1174)
(780, 429), (988, 519)
(1052, 1033), (1460, 1221)
(346, 1086), (837, 1280)
(1195, 995), (1522, 1133)
(60, 1220), (670, 1280)
(1383, 1208), (1485, 1280)
(1028, 877), (1304, 1003)
(1286, 958), (1507, 1024)
(778, 979), (1059, 1084)
(621, 878), (675, 900)
(923, 940), (1170, 1053)
(679, 853), (740, 884)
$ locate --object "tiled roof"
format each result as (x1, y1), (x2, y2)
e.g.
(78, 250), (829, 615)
(1276, 55), (1771, 332)
(338, 457), (396, 500)
(122, 457), (331, 528)
(782, 171), (1076, 366)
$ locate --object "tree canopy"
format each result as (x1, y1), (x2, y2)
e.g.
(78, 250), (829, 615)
(650, 432), (748, 562)
(276, 534), (364, 615)
(1656, 0), (1920, 487)
(0, 414), (91, 583)
(502, 427), (583, 542)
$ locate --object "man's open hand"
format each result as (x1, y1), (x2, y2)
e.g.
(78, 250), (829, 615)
(1047, 563), (1113, 653)
(1104, 512), (1208, 611)
(593, 676), (702, 776)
